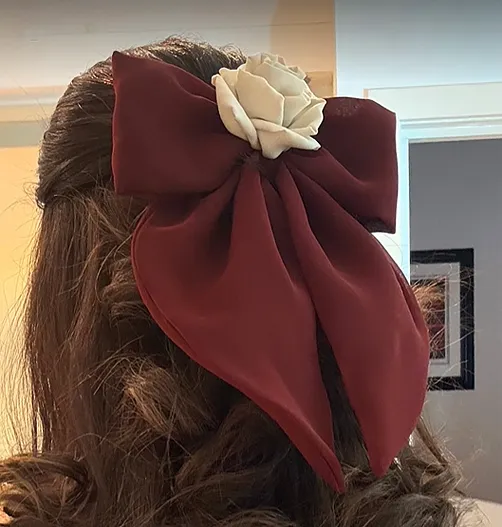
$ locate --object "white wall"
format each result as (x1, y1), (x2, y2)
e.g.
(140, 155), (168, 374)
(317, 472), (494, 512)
(410, 139), (502, 503)
(334, 0), (502, 96)
(0, 0), (333, 91)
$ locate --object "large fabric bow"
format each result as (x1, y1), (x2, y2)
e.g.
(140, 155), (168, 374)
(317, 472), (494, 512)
(111, 52), (429, 492)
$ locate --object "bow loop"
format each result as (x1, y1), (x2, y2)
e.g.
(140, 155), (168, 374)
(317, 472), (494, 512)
(112, 52), (249, 198)
(290, 98), (398, 233)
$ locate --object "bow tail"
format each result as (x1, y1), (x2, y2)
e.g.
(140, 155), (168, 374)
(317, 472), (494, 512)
(132, 164), (345, 490)
(278, 164), (429, 477)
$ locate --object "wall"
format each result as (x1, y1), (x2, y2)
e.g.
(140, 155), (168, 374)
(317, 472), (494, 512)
(334, 0), (502, 96)
(410, 139), (502, 502)
(0, 0), (334, 91)
(0, 145), (39, 456)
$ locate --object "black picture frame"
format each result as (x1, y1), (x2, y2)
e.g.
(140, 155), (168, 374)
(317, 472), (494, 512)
(410, 248), (475, 391)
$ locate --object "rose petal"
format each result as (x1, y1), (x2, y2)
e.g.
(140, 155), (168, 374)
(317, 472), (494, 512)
(253, 61), (307, 96)
(217, 68), (239, 96)
(246, 53), (305, 80)
(289, 98), (326, 133)
(283, 92), (312, 128)
(212, 74), (259, 149)
(288, 65), (307, 80)
(272, 54), (287, 66)
(262, 55), (305, 80)
(235, 69), (285, 125)
(213, 53), (325, 158)
(252, 120), (321, 159)
(245, 53), (270, 73)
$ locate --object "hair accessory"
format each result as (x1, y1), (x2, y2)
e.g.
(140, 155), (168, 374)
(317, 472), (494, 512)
(211, 53), (326, 159)
(111, 51), (430, 492)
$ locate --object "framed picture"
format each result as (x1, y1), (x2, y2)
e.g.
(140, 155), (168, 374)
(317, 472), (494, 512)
(410, 249), (475, 391)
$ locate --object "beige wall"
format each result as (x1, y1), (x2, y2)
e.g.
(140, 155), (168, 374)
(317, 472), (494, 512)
(1, 0), (335, 92)
(0, 146), (39, 330)
(0, 146), (39, 456)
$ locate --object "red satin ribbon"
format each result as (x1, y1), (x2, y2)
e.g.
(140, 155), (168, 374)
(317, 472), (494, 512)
(111, 52), (429, 492)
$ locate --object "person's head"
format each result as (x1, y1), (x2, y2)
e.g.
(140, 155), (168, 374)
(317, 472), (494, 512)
(0, 37), (464, 527)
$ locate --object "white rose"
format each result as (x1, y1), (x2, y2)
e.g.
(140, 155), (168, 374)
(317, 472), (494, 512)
(211, 53), (326, 160)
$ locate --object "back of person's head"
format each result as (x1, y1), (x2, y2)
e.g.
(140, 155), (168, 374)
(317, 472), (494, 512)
(0, 37), (465, 527)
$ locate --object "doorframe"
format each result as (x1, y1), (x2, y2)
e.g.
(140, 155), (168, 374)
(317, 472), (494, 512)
(364, 82), (502, 276)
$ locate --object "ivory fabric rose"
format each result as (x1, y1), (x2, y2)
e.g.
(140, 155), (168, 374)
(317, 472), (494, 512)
(211, 53), (326, 160)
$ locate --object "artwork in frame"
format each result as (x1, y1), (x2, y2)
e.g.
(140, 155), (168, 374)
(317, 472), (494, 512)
(410, 249), (475, 391)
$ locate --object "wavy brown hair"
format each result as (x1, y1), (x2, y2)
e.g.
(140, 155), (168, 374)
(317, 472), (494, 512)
(0, 38), (467, 527)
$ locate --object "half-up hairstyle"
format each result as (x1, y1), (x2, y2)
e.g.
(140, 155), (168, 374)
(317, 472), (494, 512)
(0, 37), (466, 527)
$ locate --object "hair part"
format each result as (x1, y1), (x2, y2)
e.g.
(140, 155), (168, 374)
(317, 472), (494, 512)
(0, 37), (467, 527)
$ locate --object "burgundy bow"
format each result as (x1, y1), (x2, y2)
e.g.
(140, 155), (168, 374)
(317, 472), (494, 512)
(111, 52), (429, 492)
